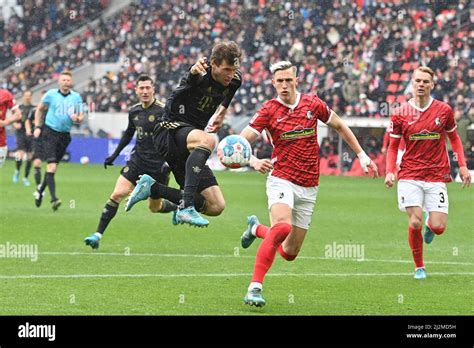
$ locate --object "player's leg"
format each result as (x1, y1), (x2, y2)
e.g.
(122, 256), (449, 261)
(278, 184), (318, 260)
(31, 137), (43, 187)
(33, 158), (42, 187)
(85, 174), (135, 249)
(13, 148), (24, 183)
(398, 180), (426, 279)
(147, 168), (178, 214)
(47, 132), (71, 210)
(22, 144), (33, 186)
(244, 176), (294, 307)
(423, 182), (449, 244)
(177, 127), (217, 224)
(35, 128), (56, 207)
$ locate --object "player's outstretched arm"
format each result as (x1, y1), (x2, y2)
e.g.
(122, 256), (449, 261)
(240, 127), (273, 174)
(447, 130), (471, 188)
(104, 117), (135, 169)
(326, 111), (379, 178)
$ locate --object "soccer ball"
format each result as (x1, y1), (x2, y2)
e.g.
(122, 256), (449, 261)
(80, 156), (90, 165)
(217, 135), (252, 169)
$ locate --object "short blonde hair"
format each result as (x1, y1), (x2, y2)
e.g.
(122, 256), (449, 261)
(60, 71), (72, 77)
(414, 66), (434, 80)
(270, 61), (297, 75)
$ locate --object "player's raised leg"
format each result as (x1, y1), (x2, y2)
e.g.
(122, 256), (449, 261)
(175, 129), (216, 227)
(424, 211), (448, 244)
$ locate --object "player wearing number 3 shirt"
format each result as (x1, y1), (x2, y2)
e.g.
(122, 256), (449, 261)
(385, 67), (471, 280)
(237, 61), (379, 307)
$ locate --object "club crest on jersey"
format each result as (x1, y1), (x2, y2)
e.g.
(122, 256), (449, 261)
(148, 115), (155, 122)
(409, 129), (440, 141)
(435, 117), (440, 126)
(306, 111), (313, 119)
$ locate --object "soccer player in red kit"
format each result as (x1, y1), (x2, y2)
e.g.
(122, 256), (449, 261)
(0, 89), (22, 167)
(385, 67), (471, 280)
(237, 61), (379, 307)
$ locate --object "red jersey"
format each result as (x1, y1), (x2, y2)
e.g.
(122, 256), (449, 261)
(0, 89), (17, 147)
(248, 93), (331, 187)
(390, 98), (456, 182)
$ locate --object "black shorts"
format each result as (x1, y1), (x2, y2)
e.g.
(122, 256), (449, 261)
(120, 157), (170, 187)
(42, 126), (71, 164)
(153, 122), (218, 192)
(15, 133), (32, 152)
(32, 136), (45, 161)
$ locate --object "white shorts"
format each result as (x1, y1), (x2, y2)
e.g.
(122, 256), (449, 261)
(266, 175), (318, 230)
(0, 146), (7, 168)
(397, 180), (449, 214)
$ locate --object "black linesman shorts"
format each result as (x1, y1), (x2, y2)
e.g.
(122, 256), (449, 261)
(42, 126), (71, 164)
(32, 136), (45, 161)
(120, 156), (170, 188)
(153, 121), (218, 192)
(15, 133), (32, 152)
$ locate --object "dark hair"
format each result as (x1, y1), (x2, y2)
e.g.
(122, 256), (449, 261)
(210, 41), (242, 67)
(136, 74), (154, 86)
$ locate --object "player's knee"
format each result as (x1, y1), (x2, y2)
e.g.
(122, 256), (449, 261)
(409, 220), (422, 230)
(200, 134), (216, 151)
(110, 191), (126, 203)
(429, 222), (446, 235)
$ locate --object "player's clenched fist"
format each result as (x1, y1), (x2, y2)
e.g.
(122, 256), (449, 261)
(190, 57), (208, 75)
(384, 172), (396, 188)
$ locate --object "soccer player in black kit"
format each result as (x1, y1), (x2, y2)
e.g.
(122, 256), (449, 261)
(12, 90), (35, 186)
(84, 75), (176, 249)
(125, 41), (242, 227)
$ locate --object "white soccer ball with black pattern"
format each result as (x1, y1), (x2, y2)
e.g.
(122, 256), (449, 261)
(217, 135), (252, 169)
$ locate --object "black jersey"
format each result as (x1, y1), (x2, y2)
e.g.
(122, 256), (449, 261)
(163, 66), (242, 129)
(15, 104), (35, 135)
(113, 99), (166, 170)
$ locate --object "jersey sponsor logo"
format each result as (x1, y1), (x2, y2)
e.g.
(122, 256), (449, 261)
(409, 130), (440, 141)
(148, 115), (155, 122)
(280, 128), (315, 140)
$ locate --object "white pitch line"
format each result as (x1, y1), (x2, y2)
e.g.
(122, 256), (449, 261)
(0, 272), (473, 280)
(40, 251), (474, 266)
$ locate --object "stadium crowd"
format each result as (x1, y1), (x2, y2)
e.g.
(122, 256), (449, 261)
(0, 0), (108, 70)
(1, 0), (471, 120)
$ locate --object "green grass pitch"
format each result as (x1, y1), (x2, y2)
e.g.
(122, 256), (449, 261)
(0, 161), (472, 315)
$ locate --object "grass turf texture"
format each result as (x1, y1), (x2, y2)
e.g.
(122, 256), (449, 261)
(0, 161), (472, 315)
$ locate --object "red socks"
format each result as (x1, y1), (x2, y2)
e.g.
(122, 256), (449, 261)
(408, 226), (424, 268)
(427, 220), (446, 235)
(251, 222), (292, 283)
(255, 224), (269, 239)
